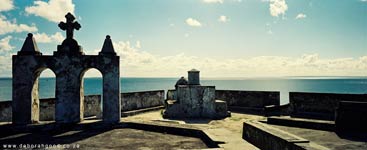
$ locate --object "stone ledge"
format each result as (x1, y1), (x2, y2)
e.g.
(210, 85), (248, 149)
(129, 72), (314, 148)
(243, 120), (329, 150)
(266, 116), (335, 131)
(121, 106), (164, 117)
(228, 106), (264, 115)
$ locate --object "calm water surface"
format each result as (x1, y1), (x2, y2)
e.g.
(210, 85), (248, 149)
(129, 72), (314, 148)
(1, 77), (366, 104)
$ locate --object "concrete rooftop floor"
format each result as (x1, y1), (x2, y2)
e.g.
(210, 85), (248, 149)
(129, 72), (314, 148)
(1, 110), (366, 150)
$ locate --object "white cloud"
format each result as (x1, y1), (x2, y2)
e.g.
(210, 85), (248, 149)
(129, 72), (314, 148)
(295, 13), (307, 19)
(218, 15), (229, 23)
(0, 36), (13, 52)
(0, 0), (14, 12)
(203, 0), (224, 4)
(186, 18), (202, 27)
(269, 0), (288, 17)
(25, 0), (75, 23)
(87, 40), (367, 77)
(361, 0), (367, 2)
(33, 32), (64, 43)
(0, 36), (14, 77)
(0, 15), (38, 35)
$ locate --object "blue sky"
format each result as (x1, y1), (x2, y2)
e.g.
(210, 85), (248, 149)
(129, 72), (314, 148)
(0, 0), (366, 77)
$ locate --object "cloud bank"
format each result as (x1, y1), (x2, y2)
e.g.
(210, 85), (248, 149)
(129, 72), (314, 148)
(0, 0), (14, 12)
(1, 39), (366, 77)
(25, 0), (75, 23)
(33, 32), (64, 43)
(0, 36), (13, 52)
(84, 41), (367, 77)
(0, 15), (38, 35)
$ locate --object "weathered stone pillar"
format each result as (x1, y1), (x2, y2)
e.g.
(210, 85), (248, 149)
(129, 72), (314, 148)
(12, 62), (38, 124)
(100, 36), (120, 123)
(102, 67), (120, 123)
(12, 33), (42, 124)
(55, 69), (83, 123)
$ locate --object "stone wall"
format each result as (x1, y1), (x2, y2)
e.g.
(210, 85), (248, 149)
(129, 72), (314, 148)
(0, 95), (101, 122)
(168, 89), (280, 108)
(167, 89), (176, 100)
(0, 101), (11, 122)
(289, 92), (367, 120)
(0, 90), (165, 122)
(39, 95), (102, 121)
(215, 90), (280, 108)
(121, 90), (164, 111)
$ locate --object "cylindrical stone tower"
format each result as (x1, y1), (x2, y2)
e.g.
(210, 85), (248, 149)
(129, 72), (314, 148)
(188, 69), (200, 85)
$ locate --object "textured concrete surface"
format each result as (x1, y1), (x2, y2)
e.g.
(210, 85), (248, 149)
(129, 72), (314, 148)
(272, 124), (367, 150)
(0, 128), (208, 150)
(123, 111), (261, 150)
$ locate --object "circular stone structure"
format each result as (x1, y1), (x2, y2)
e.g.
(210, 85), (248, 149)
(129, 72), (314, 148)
(188, 69), (200, 85)
(175, 76), (188, 88)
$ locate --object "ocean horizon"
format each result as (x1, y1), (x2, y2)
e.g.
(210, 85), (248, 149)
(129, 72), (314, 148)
(1, 77), (367, 104)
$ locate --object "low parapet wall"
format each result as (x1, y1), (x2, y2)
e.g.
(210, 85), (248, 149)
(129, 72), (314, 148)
(121, 90), (164, 111)
(289, 92), (367, 120)
(0, 90), (165, 122)
(215, 90), (280, 108)
(0, 95), (101, 122)
(167, 89), (280, 108)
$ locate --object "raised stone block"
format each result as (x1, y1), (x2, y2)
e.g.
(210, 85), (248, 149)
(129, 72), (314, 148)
(188, 69), (200, 85)
(163, 70), (229, 119)
(215, 100), (230, 118)
(335, 101), (367, 133)
(164, 85), (216, 118)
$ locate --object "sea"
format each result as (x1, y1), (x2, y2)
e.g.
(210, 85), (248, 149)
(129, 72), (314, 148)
(1, 77), (367, 104)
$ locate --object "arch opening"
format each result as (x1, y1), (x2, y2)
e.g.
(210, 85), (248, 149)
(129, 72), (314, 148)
(80, 68), (103, 120)
(32, 68), (56, 122)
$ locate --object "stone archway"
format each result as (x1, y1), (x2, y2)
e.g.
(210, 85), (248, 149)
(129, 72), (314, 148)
(12, 13), (120, 124)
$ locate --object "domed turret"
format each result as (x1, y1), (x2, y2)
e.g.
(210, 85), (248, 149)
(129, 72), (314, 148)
(175, 76), (188, 88)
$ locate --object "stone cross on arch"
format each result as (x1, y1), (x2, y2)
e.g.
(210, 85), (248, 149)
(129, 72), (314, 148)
(58, 12), (81, 39)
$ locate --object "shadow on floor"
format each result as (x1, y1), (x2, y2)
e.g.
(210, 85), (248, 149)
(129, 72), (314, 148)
(336, 132), (367, 142)
(0, 121), (114, 145)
